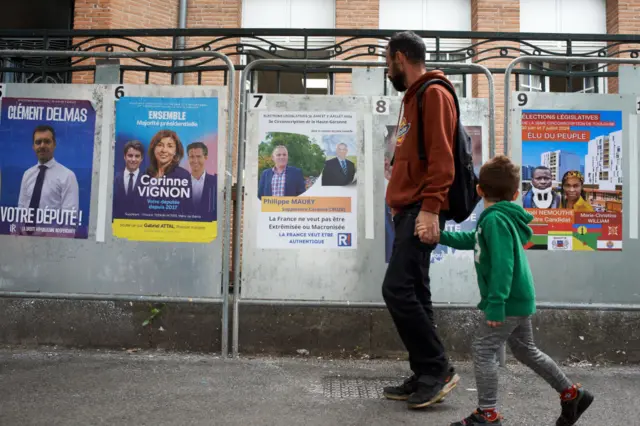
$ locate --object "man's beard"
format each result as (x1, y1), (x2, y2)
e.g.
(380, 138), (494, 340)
(388, 72), (407, 92)
(531, 186), (554, 208)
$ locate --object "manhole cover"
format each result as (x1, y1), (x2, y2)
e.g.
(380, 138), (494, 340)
(322, 376), (399, 399)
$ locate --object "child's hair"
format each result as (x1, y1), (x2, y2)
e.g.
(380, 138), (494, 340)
(478, 155), (521, 202)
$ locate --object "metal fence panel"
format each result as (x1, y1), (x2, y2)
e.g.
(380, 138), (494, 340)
(239, 94), (490, 304)
(510, 91), (640, 305)
(0, 83), (227, 300)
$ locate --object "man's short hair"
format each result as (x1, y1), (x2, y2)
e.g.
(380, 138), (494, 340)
(272, 145), (287, 155)
(33, 124), (56, 143)
(187, 141), (208, 157)
(479, 155), (521, 202)
(337, 143), (348, 150)
(123, 140), (144, 156)
(533, 166), (551, 174)
(387, 31), (426, 64)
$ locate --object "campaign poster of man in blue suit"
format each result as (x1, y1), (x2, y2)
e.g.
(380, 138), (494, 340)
(257, 145), (306, 199)
(321, 143), (356, 186)
(113, 140), (144, 219)
(187, 141), (217, 221)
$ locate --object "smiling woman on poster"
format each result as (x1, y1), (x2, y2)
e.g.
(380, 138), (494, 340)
(560, 170), (594, 212)
(139, 129), (192, 215)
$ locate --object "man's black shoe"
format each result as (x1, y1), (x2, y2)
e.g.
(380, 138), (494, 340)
(407, 367), (460, 409)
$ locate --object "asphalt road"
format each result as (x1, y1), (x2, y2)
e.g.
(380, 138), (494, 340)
(0, 347), (634, 425)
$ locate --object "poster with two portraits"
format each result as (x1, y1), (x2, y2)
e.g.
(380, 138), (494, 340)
(0, 85), (222, 244)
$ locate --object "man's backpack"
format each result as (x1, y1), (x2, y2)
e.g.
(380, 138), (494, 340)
(414, 78), (481, 223)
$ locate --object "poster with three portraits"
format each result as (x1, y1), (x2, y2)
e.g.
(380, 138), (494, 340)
(112, 97), (219, 243)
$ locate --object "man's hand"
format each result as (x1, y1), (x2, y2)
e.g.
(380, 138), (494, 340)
(487, 321), (503, 328)
(415, 210), (439, 244)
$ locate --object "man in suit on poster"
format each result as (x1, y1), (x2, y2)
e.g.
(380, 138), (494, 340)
(187, 141), (217, 220)
(113, 140), (144, 218)
(321, 143), (356, 186)
(258, 145), (306, 199)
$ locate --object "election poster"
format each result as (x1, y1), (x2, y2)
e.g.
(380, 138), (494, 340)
(383, 125), (483, 264)
(256, 111), (358, 249)
(113, 97), (219, 243)
(521, 110), (623, 251)
(0, 97), (96, 239)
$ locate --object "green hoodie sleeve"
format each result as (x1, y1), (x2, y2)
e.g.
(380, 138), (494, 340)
(439, 230), (476, 250)
(482, 217), (514, 322)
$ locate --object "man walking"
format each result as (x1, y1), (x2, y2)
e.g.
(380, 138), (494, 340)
(381, 30), (460, 409)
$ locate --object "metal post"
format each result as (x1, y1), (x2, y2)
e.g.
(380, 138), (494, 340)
(504, 56), (640, 156)
(235, 298), (640, 310)
(0, 292), (224, 304)
(0, 49), (235, 358)
(175, 0), (188, 85)
(499, 345), (507, 368)
(231, 58), (497, 358)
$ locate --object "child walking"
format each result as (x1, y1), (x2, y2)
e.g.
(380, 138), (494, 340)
(417, 155), (594, 426)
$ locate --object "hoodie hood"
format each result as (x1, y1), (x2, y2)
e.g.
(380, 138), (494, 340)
(403, 70), (451, 101)
(481, 201), (534, 242)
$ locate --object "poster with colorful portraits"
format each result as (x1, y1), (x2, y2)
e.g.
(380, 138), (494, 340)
(113, 97), (219, 243)
(255, 111), (358, 249)
(521, 110), (623, 251)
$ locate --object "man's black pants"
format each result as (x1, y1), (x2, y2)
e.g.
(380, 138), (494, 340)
(382, 205), (448, 377)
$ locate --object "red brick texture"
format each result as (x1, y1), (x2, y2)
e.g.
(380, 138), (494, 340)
(335, 0), (380, 94)
(73, 0), (179, 84)
(606, 0), (620, 94)
(471, 0), (519, 155)
(606, 0), (640, 94)
(183, 0), (242, 87)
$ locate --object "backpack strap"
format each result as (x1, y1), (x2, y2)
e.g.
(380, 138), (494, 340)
(390, 78), (460, 165)
(416, 78), (461, 161)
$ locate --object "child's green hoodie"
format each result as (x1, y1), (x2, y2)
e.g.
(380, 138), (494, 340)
(439, 201), (536, 322)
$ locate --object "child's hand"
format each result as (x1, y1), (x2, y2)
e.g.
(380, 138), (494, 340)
(414, 222), (430, 239)
(487, 321), (503, 328)
(415, 222), (439, 243)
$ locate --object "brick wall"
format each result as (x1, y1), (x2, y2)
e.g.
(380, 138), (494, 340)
(73, 0), (179, 84)
(606, 0), (620, 94)
(471, 0), (519, 156)
(334, 0), (380, 95)
(183, 0), (241, 87)
(607, 0), (640, 94)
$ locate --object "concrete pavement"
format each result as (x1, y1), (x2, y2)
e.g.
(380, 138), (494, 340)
(0, 347), (634, 425)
